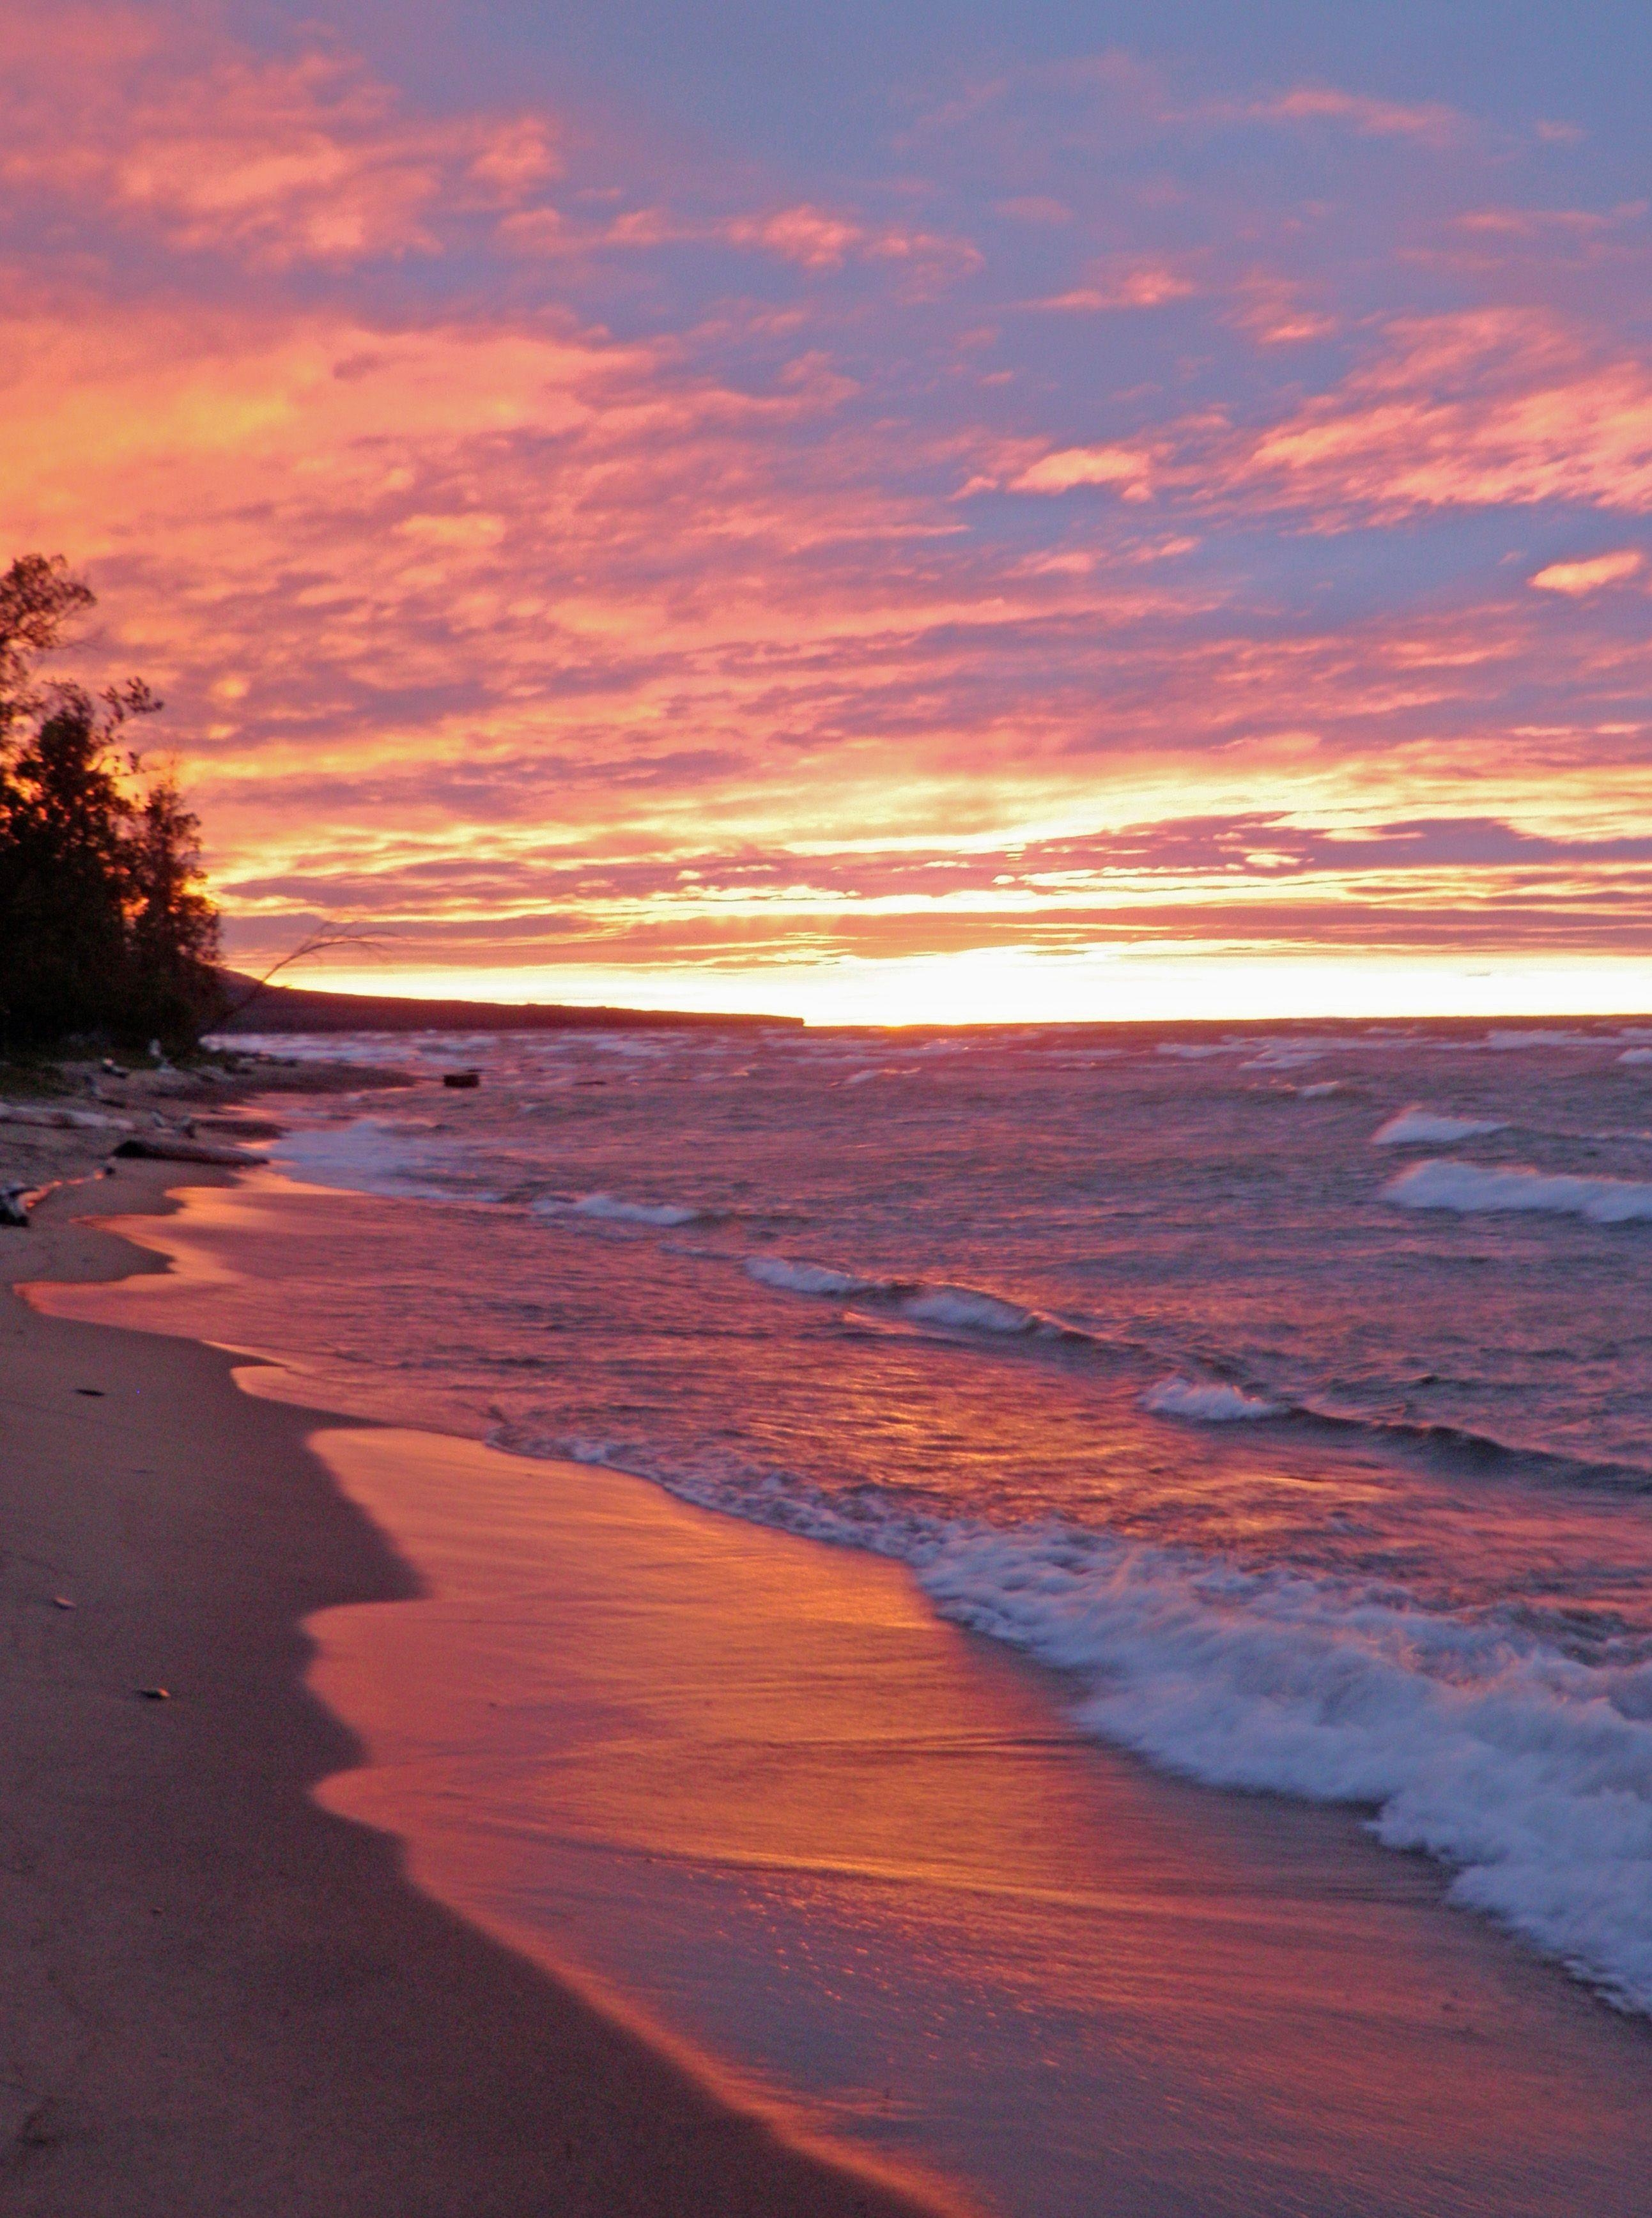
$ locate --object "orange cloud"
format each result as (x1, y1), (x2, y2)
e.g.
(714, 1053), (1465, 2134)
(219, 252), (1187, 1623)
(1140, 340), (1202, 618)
(1008, 447), (1156, 497)
(0, 7), (557, 266)
(1235, 311), (1652, 520)
(1529, 550), (1646, 595)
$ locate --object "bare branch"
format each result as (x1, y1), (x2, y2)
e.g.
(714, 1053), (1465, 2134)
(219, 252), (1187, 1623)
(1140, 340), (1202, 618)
(218, 921), (389, 1024)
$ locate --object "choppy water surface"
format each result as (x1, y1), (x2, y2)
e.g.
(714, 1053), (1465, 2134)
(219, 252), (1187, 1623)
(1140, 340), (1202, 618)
(215, 1019), (1652, 2011)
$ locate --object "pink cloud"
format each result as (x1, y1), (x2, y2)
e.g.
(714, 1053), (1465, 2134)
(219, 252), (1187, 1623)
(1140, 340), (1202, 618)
(1529, 550), (1646, 596)
(1232, 311), (1652, 520)
(1035, 261), (1196, 311)
(0, 8), (558, 266)
(1240, 85), (1465, 146)
(722, 204), (981, 281)
(1008, 447), (1156, 498)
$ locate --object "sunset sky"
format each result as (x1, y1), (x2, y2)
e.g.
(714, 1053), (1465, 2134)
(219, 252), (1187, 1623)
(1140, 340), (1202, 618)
(6, 0), (1651, 1021)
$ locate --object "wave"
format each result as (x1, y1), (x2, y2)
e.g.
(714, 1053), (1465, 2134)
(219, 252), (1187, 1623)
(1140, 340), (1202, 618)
(1144, 1377), (1281, 1422)
(745, 1256), (879, 1295)
(740, 1249), (1651, 1490)
(1621, 1050), (1652, 1067)
(1371, 1106), (1506, 1147)
(917, 1522), (1652, 2017)
(268, 1118), (486, 1204)
(741, 1252), (1083, 1343)
(1386, 1159), (1652, 1224)
(516, 1431), (1652, 2018)
(536, 1190), (708, 1227)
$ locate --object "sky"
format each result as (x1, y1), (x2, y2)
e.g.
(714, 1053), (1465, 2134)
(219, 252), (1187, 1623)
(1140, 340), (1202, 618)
(4, 0), (1651, 1022)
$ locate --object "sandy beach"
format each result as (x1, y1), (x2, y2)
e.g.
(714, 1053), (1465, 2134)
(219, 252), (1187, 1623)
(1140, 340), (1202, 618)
(15, 1155), (1652, 2217)
(0, 1162), (942, 2216)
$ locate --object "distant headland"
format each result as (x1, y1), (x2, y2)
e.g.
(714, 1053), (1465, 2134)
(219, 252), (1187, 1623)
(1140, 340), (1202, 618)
(213, 971), (803, 1035)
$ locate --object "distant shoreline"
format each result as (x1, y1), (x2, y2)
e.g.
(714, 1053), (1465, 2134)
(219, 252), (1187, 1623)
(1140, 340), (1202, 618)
(214, 973), (803, 1034)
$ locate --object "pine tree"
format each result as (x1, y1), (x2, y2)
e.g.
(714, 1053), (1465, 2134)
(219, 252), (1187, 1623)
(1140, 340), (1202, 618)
(0, 557), (224, 1051)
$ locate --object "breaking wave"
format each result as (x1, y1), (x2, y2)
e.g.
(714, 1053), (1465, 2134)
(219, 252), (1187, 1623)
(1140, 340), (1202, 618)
(1144, 1377), (1281, 1422)
(1371, 1107), (1508, 1146)
(739, 1252), (1084, 1343)
(1386, 1159), (1652, 1224)
(745, 1256), (879, 1295)
(539, 1191), (709, 1227)
(525, 1432), (1652, 2019)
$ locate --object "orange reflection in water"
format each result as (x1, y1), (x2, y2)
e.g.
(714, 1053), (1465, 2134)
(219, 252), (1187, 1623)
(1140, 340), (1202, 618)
(302, 1425), (1652, 2218)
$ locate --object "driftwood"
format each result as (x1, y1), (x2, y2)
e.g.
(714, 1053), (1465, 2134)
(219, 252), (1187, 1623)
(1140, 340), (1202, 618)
(0, 1103), (134, 1132)
(111, 1136), (261, 1167)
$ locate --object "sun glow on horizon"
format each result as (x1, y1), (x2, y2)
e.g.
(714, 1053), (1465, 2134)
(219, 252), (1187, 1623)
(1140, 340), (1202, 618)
(281, 948), (1652, 1029)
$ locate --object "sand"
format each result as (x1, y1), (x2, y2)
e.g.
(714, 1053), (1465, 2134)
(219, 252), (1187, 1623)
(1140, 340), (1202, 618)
(0, 1164), (941, 2216)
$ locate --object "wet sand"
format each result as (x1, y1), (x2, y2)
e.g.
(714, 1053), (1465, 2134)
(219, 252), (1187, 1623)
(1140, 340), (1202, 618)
(26, 1171), (1652, 2216)
(0, 1167), (943, 2216)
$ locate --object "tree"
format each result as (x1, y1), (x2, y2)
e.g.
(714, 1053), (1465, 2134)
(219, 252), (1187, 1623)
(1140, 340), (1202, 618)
(125, 767), (222, 1040)
(0, 557), (224, 1051)
(0, 555), (93, 739)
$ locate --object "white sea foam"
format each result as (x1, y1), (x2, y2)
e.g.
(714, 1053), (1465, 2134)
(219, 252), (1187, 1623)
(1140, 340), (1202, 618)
(568, 1191), (704, 1226)
(1156, 1044), (1228, 1060)
(1242, 1049), (1324, 1072)
(1144, 1377), (1281, 1422)
(268, 1118), (476, 1203)
(576, 1444), (1652, 2019)
(1371, 1106), (1508, 1147)
(913, 1525), (1652, 2016)
(900, 1286), (1043, 1334)
(1485, 1029), (1588, 1051)
(1386, 1159), (1652, 1224)
(1294, 1080), (1341, 1099)
(745, 1256), (878, 1296)
(743, 1256), (1060, 1339)
(1620, 1050), (1652, 1067)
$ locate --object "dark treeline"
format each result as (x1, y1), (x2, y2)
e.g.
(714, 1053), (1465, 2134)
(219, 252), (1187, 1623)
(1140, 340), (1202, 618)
(0, 555), (222, 1052)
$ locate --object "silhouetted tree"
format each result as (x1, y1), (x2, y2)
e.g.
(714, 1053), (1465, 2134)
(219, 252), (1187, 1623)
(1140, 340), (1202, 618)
(0, 557), (223, 1051)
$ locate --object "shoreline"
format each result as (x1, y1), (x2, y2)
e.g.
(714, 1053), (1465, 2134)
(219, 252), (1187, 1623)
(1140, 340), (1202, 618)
(22, 1164), (1652, 2216)
(0, 1163), (945, 2215)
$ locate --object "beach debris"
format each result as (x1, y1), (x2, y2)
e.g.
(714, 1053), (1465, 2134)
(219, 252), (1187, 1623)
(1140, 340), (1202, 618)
(50, 1597), (74, 1610)
(111, 1135), (261, 1166)
(1, 1184), (29, 1228)
(195, 1114), (285, 1139)
(73, 1387), (105, 1397)
(0, 1102), (133, 1131)
(443, 1069), (482, 1089)
(137, 1686), (171, 1701)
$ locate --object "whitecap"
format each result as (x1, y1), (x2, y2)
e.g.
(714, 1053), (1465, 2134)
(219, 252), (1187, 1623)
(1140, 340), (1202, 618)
(534, 1190), (706, 1226)
(745, 1256), (879, 1296)
(899, 1286), (1043, 1334)
(1385, 1159), (1652, 1224)
(1371, 1106), (1508, 1147)
(1143, 1377), (1281, 1422)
